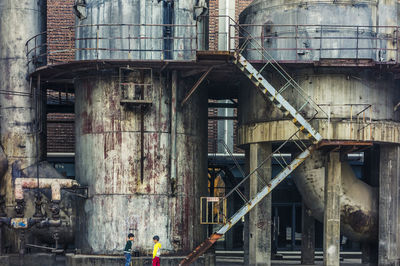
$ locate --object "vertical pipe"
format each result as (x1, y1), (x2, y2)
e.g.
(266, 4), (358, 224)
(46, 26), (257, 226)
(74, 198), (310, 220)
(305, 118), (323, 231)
(140, 71), (145, 183)
(171, 71), (177, 181)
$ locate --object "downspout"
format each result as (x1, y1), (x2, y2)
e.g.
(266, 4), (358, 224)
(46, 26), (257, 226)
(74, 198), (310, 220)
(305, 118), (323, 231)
(171, 71), (178, 183)
(294, 150), (378, 242)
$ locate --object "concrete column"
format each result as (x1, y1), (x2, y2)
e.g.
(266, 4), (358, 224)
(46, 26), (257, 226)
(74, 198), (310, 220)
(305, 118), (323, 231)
(323, 152), (341, 266)
(301, 201), (315, 265)
(362, 146), (379, 266)
(248, 143), (271, 266)
(361, 242), (378, 266)
(378, 145), (400, 266)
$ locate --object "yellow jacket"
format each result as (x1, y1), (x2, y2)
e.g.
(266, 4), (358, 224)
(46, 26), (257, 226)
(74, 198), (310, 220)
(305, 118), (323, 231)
(153, 242), (161, 258)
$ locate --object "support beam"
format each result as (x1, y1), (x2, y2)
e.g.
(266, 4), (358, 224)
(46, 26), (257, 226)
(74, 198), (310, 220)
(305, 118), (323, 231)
(301, 201), (315, 265)
(248, 143), (271, 266)
(379, 145), (400, 266)
(180, 66), (213, 106)
(324, 152), (341, 266)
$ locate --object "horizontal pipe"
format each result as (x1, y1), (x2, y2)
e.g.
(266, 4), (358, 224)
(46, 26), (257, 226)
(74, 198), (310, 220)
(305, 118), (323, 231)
(14, 178), (79, 202)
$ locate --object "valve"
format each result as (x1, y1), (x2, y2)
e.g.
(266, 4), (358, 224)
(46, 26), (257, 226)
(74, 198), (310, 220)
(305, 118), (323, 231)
(15, 200), (25, 218)
(33, 193), (44, 218)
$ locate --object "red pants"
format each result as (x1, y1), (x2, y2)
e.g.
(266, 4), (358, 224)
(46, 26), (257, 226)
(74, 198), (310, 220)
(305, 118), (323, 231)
(152, 256), (160, 266)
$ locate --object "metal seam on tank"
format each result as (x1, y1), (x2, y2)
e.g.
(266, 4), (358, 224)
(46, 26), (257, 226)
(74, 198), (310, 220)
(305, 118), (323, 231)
(240, 1), (377, 17)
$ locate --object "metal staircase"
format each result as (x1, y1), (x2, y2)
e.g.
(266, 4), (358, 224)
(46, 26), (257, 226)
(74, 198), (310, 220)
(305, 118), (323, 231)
(179, 22), (326, 266)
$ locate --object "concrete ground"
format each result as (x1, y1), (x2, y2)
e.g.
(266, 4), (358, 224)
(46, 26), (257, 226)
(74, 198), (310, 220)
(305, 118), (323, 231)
(217, 259), (366, 266)
(216, 250), (367, 266)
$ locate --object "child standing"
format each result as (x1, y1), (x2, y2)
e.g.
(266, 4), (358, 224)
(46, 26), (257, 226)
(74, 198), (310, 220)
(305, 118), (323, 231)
(152, 235), (161, 266)
(124, 233), (135, 266)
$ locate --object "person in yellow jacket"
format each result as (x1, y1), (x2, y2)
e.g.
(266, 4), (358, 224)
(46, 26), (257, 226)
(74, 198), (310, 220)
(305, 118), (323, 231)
(152, 235), (161, 266)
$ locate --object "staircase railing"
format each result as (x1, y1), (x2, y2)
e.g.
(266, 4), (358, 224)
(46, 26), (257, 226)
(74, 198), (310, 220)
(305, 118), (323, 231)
(180, 17), (327, 266)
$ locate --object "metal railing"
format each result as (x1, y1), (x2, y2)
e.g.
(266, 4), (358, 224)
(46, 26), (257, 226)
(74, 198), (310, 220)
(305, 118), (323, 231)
(26, 23), (198, 72)
(231, 24), (399, 64)
(318, 103), (373, 140)
(25, 17), (400, 72)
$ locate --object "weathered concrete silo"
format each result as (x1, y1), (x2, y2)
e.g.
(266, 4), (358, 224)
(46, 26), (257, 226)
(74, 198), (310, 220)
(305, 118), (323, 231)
(73, 0), (208, 257)
(0, 0), (79, 254)
(237, 0), (400, 265)
(0, 0), (46, 250)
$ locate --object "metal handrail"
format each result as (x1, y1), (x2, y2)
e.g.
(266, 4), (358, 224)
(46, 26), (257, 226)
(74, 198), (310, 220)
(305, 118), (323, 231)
(225, 16), (330, 119)
(25, 17), (400, 72)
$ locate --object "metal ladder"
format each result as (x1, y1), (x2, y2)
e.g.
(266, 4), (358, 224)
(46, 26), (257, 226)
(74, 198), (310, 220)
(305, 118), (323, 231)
(180, 23), (326, 266)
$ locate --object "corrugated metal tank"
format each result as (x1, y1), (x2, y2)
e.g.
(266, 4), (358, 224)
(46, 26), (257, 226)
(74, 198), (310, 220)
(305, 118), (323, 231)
(75, 0), (198, 61)
(240, 0), (397, 62)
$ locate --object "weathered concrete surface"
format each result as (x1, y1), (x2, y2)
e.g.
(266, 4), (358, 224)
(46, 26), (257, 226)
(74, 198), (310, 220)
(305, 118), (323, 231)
(0, 0), (46, 252)
(294, 150), (378, 242)
(378, 145), (400, 266)
(0, 253), (59, 266)
(324, 152), (341, 266)
(66, 254), (206, 266)
(74, 71), (207, 254)
(239, 69), (400, 123)
(238, 120), (400, 145)
(0, 0), (46, 207)
(301, 201), (315, 265)
(248, 143), (271, 266)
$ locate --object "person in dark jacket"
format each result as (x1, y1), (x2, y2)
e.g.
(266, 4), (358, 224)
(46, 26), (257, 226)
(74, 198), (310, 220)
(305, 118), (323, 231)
(124, 233), (135, 266)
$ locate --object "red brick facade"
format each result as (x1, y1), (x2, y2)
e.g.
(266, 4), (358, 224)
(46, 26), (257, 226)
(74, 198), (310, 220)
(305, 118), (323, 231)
(235, 0), (252, 20)
(47, 0), (75, 63)
(47, 113), (75, 153)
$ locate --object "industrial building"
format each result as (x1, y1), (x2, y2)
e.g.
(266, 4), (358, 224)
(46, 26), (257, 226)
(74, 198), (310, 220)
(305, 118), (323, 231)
(0, 0), (399, 265)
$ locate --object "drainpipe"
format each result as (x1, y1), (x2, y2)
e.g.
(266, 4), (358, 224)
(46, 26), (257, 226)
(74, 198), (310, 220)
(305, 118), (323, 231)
(171, 71), (178, 183)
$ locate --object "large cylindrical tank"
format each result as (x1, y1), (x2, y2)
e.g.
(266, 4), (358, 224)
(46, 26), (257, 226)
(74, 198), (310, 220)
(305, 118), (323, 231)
(75, 0), (198, 61)
(0, 0), (46, 206)
(238, 0), (400, 243)
(0, 0), (46, 251)
(240, 0), (397, 62)
(74, 69), (208, 254)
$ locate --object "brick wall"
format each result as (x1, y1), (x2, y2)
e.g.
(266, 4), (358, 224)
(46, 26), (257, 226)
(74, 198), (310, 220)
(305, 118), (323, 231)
(235, 0), (252, 21)
(209, 0), (219, 50)
(47, 113), (75, 153)
(47, 0), (75, 63)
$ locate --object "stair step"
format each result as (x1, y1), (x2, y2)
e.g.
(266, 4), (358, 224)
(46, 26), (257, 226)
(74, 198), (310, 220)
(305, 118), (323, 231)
(235, 53), (322, 142)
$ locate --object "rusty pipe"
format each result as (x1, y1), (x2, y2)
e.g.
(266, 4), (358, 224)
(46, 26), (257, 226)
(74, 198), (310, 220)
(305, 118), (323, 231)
(14, 178), (79, 202)
(294, 150), (378, 242)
